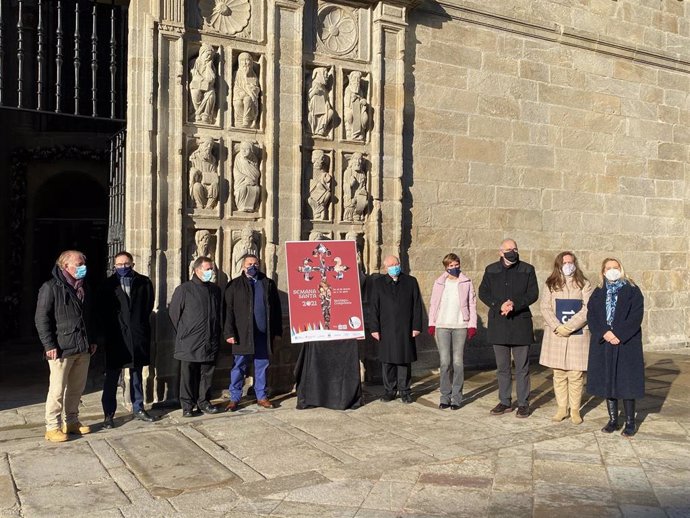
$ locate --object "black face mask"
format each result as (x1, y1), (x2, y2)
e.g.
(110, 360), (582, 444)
(503, 250), (519, 263)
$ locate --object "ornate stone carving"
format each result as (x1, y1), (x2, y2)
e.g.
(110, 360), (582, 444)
(188, 229), (217, 279)
(343, 152), (368, 222)
(188, 138), (219, 210)
(309, 230), (331, 241)
(189, 44), (218, 124)
(231, 227), (259, 278)
(345, 230), (364, 272)
(307, 67), (334, 137)
(316, 5), (358, 56)
(344, 71), (370, 141)
(233, 53), (261, 129)
(233, 141), (261, 212)
(205, 0), (251, 35)
(307, 150), (332, 221)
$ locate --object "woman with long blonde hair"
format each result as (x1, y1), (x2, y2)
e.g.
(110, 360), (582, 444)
(586, 258), (644, 437)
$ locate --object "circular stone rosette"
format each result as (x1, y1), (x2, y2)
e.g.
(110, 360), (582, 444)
(316, 6), (358, 56)
(206, 0), (251, 35)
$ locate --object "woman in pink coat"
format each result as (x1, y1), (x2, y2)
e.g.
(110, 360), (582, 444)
(428, 253), (478, 410)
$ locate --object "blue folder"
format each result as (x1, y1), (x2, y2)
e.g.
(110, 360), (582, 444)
(555, 299), (583, 335)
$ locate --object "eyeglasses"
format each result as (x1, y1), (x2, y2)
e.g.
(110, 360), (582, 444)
(115, 263), (132, 267)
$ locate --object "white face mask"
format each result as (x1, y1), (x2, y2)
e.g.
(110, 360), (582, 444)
(562, 263), (576, 277)
(605, 268), (622, 282)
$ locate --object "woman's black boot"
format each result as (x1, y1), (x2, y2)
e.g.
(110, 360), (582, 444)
(601, 398), (619, 433)
(621, 399), (636, 437)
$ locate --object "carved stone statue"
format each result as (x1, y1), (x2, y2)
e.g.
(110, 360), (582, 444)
(231, 227), (259, 279)
(189, 44), (217, 124)
(307, 67), (334, 136)
(307, 150), (332, 221)
(308, 231), (331, 241)
(346, 230), (364, 273)
(233, 52), (261, 128)
(344, 71), (370, 141)
(189, 138), (219, 210)
(189, 229), (215, 279)
(343, 153), (368, 222)
(233, 141), (261, 212)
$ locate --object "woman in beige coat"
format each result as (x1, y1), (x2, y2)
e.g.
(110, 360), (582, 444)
(539, 251), (592, 424)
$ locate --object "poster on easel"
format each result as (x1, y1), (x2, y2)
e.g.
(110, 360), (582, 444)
(285, 240), (365, 343)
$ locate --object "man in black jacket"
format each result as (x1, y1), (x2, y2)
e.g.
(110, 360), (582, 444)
(370, 255), (423, 404)
(35, 250), (97, 442)
(98, 251), (156, 428)
(169, 256), (222, 417)
(224, 254), (282, 410)
(479, 239), (539, 418)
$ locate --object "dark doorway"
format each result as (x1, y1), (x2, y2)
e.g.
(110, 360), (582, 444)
(32, 171), (109, 297)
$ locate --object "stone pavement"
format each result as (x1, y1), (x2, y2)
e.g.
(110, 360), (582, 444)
(0, 350), (689, 518)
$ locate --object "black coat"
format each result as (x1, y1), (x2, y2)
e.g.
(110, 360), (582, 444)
(586, 283), (645, 399)
(169, 276), (222, 362)
(97, 272), (154, 370)
(35, 266), (95, 358)
(370, 273), (423, 364)
(223, 273), (283, 356)
(478, 260), (539, 345)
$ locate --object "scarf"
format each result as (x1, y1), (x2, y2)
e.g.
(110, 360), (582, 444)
(61, 269), (85, 302)
(605, 279), (626, 326)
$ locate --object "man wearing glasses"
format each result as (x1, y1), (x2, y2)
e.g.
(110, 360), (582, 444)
(479, 239), (538, 418)
(98, 251), (156, 428)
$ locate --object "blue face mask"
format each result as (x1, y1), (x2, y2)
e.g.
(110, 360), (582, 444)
(74, 265), (87, 280)
(387, 265), (401, 277)
(201, 269), (213, 283)
(447, 267), (461, 277)
(115, 266), (132, 278)
(246, 265), (258, 277)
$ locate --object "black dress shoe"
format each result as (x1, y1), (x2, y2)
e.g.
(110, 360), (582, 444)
(103, 415), (115, 429)
(182, 409), (196, 418)
(450, 404), (461, 411)
(401, 394), (413, 404)
(134, 409), (156, 422)
(379, 392), (396, 402)
(198, 402), (220, 414)
(439, 403), (451, 409)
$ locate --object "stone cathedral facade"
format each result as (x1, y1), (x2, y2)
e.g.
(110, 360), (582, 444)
(120, 0), (690, 400)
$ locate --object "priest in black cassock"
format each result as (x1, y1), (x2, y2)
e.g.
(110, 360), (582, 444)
(370, 255), (424, 404)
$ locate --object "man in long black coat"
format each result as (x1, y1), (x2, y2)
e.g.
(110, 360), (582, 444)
(478, 239), (539, 418)
(370, 255), (423, 404)
(169, 256), (222, 417)
(223, 254), (282, 410)
(99, 251), (156, 427)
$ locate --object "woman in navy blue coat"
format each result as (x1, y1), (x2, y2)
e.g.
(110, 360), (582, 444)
(586, 258), (644, 437)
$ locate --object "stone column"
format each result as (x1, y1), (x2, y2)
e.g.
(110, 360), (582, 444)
(267, 0), (305, 394)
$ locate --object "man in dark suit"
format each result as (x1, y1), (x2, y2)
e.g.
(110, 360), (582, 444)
(224, 254), (283, 411)
(169, 256), (223, 417)
(370, 255), (423, 404)
(479, 239), (539, 418)
(99, 251), (156, 428)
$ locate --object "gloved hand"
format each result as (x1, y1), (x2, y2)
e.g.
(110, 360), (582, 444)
(427, 326), (436, 337)
(467, 327), (477, 340)
(554, 325), (573, 337)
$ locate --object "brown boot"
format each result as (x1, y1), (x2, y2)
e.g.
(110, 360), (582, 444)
(568, 371), (584, 424)
(45, 429), (69, 442)
(551, 369), (569, 422)
(62, 421), (91, 435)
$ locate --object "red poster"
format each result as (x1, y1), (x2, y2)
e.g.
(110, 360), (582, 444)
(285, 240), (365, 343)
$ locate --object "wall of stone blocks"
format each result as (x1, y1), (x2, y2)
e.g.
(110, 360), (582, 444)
(406, 0), (690, 352)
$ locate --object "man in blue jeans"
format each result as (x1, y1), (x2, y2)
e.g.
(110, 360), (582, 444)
(98, 251), (156, 428)
(224, 255), (283, 410)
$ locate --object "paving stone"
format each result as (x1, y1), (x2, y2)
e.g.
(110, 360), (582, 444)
(168, 486), (239, 513)
(404, 484), (490, 515)
(282, 479), (374, 507)
(359, 480), (415, 512)
(109, 430), (240, 497)
(19, 482), (129, 518)
(269, 500), (358, 517)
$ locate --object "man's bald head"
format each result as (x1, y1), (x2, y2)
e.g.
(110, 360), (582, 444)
(383, 255), (400, 268)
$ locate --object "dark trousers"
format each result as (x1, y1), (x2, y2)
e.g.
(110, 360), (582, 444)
(102, 367), (145, 416)
(180, 361), (215, 411)
(493, 344), (530, 407)
(382, 362), (412, 395)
